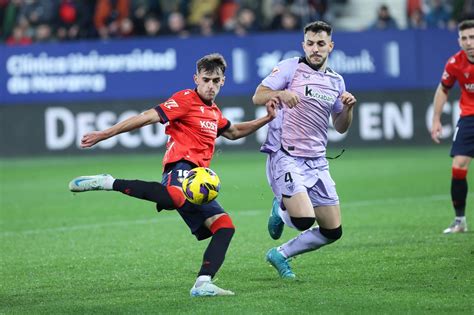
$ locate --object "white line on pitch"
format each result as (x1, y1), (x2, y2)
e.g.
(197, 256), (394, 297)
(0, 194), (451, 237)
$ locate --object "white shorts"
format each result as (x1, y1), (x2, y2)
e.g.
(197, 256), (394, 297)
(266, 150), (339, 207)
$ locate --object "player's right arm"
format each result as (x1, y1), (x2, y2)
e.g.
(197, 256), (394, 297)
(253, 84), (300, 108)
(432, 57), (457, 144)
(252, 58), (300, 108)
(431, 84), (450, 144)
(81, 108), (161, 148)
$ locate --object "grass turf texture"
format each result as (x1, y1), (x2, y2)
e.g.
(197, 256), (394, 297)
(1, 147), (473, 314)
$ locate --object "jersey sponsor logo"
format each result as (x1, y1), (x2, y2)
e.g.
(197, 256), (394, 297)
(464, 83), (474, 91)
(305, 85), (335, 103)
(200, 120), (218, 133)
(163, 99), (178, 109)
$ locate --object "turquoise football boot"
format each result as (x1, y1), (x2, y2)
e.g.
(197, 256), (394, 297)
(268, 197), (284, 240)
(265, 247), (295, 279)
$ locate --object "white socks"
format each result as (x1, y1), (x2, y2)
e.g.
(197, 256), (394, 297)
(279, 227), (332, 258)
(102, 175), (115, 190)
(194, 275), (211, 287)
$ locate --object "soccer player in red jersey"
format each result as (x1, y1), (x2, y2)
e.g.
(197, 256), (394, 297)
(431, 20), (474, 234)
(68, 53), (277, 296)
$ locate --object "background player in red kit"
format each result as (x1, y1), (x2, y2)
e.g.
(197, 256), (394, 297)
(431, 20), (474, 234)
(69, 53), (277, 296)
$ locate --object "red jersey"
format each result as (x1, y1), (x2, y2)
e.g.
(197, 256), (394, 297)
(441, 50), (474, 117)
(154, 89), (231, 169)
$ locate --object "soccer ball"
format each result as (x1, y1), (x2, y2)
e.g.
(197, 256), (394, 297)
(182, 167), (221, 205)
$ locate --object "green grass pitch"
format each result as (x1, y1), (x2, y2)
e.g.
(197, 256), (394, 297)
(1, 147), (473, 314)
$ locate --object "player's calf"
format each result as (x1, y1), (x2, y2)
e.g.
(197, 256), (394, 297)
(69, 175), (186, 210)
(113, 179), (186, 210)
(278, 225), (343, 258)
(192, 215), (236, 296)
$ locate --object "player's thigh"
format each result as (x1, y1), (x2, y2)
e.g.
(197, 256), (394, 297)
(307, 169), (340, 208)
(161, 160), (195, 186)
(314, 204), (341, 229)
(451, 116), (474, 160)
(452, 155), (472, 169)
(267, 150), (314, 202)
(282, 192), (315, 218)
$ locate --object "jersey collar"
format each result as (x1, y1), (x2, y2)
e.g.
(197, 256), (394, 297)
(194, 88), (214, 106)
(299, 56), (327, 73)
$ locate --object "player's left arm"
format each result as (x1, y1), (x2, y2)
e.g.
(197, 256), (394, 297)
(221, 98), (278, 140)
(332, 91), (357, 134)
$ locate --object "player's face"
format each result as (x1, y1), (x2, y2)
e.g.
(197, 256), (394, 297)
(194, 69), (225, 102)
(459, 27), (474, 61)
(302, 30), (334, 69)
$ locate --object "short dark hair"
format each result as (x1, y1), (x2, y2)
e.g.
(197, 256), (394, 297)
(196, 53), (226, 75)
(459, 20), (474, 31)
(304, 21), (332, 36)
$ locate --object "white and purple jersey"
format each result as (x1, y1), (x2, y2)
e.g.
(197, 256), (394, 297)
(260, 57), (346, 158)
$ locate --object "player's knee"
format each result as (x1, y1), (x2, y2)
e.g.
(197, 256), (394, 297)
(319, 225), (342, 241)
(166, 186), (186, 208)
(155, 185), (185, 211)
(290, 216), (316, 231)
(210, 214), (235, 235)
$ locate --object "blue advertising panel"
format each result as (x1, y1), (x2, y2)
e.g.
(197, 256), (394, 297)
(416, 29), (459, 88)
(0, 29), (455, 105)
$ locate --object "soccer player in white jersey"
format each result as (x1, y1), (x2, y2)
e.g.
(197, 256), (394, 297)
(252, 21), (356, 278)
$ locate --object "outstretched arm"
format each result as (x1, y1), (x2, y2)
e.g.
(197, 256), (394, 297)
(431, 84), (449, 144)
(332, 91), (357, 134)
(252, 84), (300, 108)
(81, 108), (161, 148)
(221, 99), (277, 140)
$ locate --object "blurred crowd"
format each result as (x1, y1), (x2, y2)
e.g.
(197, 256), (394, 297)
(374, 0), (474, 30)
(0, 0), (472, 46)
(0, 0), (329, 45)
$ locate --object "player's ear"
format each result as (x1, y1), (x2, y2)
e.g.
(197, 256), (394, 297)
(329, 41), (334, 52)
(221, 76), (225, 86)
(193, 74), (198, 85)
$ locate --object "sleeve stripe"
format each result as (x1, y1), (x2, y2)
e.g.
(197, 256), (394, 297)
(154, 106), (169, 123)
(217, 120), (231, 137)
(441, 82), (454, 90)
